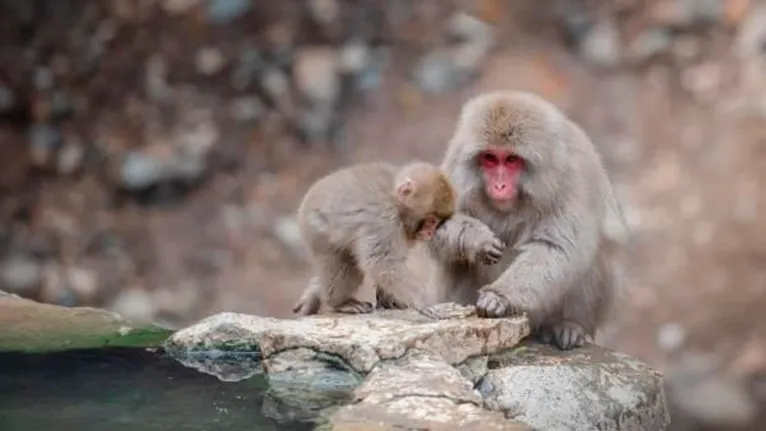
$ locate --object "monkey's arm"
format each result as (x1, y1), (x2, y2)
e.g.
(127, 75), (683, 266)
(428, 214), (504, 265)
(478, 213), (598, 318)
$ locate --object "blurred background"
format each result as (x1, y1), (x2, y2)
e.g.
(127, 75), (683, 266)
(0, 0), (764, 429)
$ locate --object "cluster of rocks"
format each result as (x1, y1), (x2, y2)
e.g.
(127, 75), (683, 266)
(0, 0), (498, 320)
(165, 304), (671, 430)
(0, 0), (496, 191)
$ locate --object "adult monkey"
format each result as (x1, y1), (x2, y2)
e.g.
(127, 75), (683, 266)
(419, 90), (627, 350)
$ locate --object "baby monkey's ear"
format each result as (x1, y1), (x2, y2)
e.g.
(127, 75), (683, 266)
(396, 178), (414, 200)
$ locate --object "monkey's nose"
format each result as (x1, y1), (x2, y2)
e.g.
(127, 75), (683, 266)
(494, 183), (506, 191)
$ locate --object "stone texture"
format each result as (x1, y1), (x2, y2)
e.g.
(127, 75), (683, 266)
(479, 341), (671, 431)
(320, 352), (531, 431)
(166, 308), (670, 430)
(165, 307), (530, 373)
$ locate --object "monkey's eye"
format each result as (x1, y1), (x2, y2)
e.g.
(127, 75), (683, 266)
(505, 154), (522, 165)
(479, 152), (499, 168)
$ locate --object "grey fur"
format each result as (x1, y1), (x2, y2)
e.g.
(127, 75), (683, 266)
(293, 162), (454, 316)
(426, 91), (627, 350)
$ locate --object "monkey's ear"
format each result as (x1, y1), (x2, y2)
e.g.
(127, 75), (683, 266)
(396, 179), (414, 199)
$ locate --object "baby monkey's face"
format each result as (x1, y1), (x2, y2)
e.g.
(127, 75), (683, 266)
(414, 214), (444, 241)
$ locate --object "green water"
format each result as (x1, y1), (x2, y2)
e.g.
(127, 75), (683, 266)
(0, 348), (313, 431)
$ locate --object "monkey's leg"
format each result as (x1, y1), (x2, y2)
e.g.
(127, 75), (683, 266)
(293, 276), (323, 316)
(322, 253), (372, 314)
(355, 236), (416, 310)
(538, 268), (608, 349)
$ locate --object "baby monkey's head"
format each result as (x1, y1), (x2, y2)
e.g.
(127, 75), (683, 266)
(394, 162), (457, 240)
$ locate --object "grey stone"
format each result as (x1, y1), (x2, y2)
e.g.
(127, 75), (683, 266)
(0, 255), (42, 296)
(57, 140), (84, 175)
(456, 355), (489, 386)
(0, 84), (15, 113)
(228, 95), (262, 123)
(339, 41), (370, 75)
(171, 348), (263, 383)
(231, 48), (265, 91)
(163, 0), (201, 15)
(261, 67), (294, 116)
(580, 19), (622, 67)
(413, 49), (463, 95)
(627, 28), (672, 63)
(50, 91), (72, 118)
(446, 11), (495, 45)
(262, 347), (363, 422)
(321, 352), (530, 430)
(298, 106), (335, 143)
(272, 217), (303, 255)
(110, 289), (156, 323)
(479, 341), (670, 431)
(665, 353), (758, 428)
(166, 308), (530, 374)
(666, 0), (724, 26)
(207, 0), (251, 24)
(308, 0), (340, 26)
(656, 321), (687, 352)
(145, 54), (174, 102)
(737, 3), (766, 58)
(34, 67), (54, 91)
(29, 124), (62, 166)
(120, 151), (166, 190)
(195, 47), (226, 75)
(293, 47), (341, 106)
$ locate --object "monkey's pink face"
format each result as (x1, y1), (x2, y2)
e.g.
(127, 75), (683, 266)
(478, 149), (524, 209)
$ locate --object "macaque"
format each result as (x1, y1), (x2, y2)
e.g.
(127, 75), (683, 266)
(422, 90), (627, 350)
(292, 161), (460, 316)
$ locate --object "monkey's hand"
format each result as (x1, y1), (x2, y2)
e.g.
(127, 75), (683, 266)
(461, 223), (504, 265)
(475, 286), (527, 318)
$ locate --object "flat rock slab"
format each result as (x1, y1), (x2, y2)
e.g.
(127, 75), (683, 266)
(320, 352), (532, 431)
(166, 307), (530, 373)
(0, 291), (172, 352)
(480, 341), (671, 431)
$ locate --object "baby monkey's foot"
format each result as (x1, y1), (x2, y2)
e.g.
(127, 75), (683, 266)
(538, 321), (593, 350)
(333, 299), (374, 314)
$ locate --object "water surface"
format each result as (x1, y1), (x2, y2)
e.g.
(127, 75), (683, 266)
(0, 348), (313, 431)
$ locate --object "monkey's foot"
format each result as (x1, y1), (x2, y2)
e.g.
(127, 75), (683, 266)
(375, 287), (408, 310)
(476, 289), (521, 318)
(293, 298), (320, 316)
(333, 299), (374, 314)
(538, 321), (593, 350)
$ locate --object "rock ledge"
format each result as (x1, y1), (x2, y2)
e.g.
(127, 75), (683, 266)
(165, 305), (670, 430)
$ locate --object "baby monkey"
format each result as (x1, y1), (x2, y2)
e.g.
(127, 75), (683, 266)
(292, 162), (457, 316)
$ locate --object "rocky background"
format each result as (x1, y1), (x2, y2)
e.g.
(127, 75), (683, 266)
(1, 0), (765, 429)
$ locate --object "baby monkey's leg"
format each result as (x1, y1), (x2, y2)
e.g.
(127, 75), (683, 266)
(322, 251), (372, 314)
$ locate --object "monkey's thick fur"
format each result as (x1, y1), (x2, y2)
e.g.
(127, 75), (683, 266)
(293, 162), (456, 316)
(419, 91), (627, 350)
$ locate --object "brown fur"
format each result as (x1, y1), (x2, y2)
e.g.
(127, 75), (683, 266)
(418, 91), (627, 350)
(292, 161), (457, 316)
